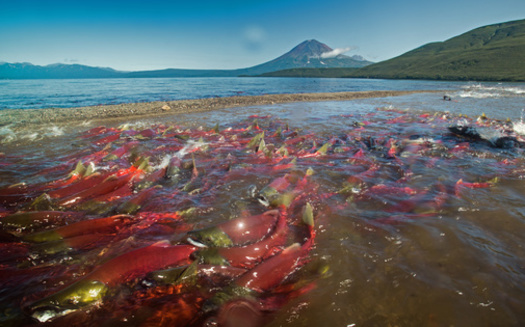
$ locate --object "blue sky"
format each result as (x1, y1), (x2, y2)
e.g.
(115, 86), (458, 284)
(1, 0), (524, 71)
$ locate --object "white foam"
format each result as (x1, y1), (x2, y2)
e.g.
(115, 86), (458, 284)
(458, 84), (525, 99)
(477, 126), (504, 144)
(513, 121), (525, 135)
(457, 91), (499, 99)
(46, 126), (65, 137)
(175, 140), (207, 159)
(0, 125), (17, 143)
(151, 153), (173, 170)
(22, 132), (39, 141)
(150, 139), (209, 170)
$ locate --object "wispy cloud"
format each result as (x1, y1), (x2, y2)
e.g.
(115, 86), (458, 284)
(320, 47), (356, 59)
(242, 25), (267, 52)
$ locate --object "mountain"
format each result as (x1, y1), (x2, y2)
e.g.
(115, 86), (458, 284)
(235, 39), (373, 76)
(126, 40), (372, 78)
(0, 62), (121, 79)
(0, 40), (372, 79)
(350, 19), (525, 81)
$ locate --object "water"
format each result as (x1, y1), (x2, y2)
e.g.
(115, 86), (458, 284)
(0, 77), (458, 110)
(1, 78), (525, 326)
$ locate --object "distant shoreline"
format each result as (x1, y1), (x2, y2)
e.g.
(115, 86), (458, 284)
(0, 90), (440, 127)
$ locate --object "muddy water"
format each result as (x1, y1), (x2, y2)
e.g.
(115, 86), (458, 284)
(1, 99), (525, 327)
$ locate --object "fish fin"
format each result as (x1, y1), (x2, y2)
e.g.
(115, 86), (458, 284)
(316, 142), (330, 156)
(28, 193), (54, 211)
(247, 132), (265, 149)
(133, 156), (151, 172)
(191, 153), (198, 178)
(302, 203), (314, 227)
(274, 126), (282, 138)
(84, 162), (96, 177)
(69, 161), (86, 178)
(178, 261), (199, 285)
(151, 240), (171, 247)
(276, 145), (289, 157)
(118, 123), (130, 131)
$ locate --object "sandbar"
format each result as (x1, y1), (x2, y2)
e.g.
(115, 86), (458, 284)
(0, 90), (440, 127)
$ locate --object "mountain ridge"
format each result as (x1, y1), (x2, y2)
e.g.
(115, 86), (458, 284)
(0, 40), (372, 79)
(4, 18), (524, 82)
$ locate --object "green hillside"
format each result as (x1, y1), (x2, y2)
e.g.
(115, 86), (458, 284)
(349, 19), (525, 81)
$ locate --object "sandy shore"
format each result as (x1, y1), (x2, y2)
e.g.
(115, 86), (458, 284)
(0, 90), (440, 127)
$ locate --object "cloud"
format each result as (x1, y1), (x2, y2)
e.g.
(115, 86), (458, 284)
(320, 47), (356, 59)
(242, 25), (267, 52)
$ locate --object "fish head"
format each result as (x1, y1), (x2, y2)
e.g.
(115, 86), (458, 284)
(257, 187), (294, 208)
(28, 193), (54, 211)
(166, 165), (181, 180)
(28, 280), (107, 323)
(148, 265), (188, 285)
(204, 298), (264, 327)
(23, 229), (62, 243)
(187, 227), (234, 248)
(202, 285), (256, 316)
(148, 262), (198, 286)
(193, 248), (230, 266)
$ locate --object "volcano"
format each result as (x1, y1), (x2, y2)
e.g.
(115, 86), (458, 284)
(236, 39), (373, 76)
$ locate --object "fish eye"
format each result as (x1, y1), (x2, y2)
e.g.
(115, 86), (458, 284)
(257, 195), (269, 207)
(204, 316), (219, 327)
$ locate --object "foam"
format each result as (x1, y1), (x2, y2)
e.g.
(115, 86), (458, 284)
(458, 84), (525, 99)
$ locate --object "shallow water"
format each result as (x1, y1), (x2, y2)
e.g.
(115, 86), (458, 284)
(1, 95), (525, 326)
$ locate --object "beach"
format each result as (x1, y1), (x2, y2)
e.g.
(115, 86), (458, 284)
(0, 90), (440, 127)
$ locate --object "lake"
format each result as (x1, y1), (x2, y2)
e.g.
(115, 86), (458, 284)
(0, 77), (459, 110)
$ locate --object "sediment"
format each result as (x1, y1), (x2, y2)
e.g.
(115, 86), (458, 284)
(0, 90), (440, 127)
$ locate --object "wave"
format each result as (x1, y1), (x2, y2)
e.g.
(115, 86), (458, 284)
(513, 121), (525, 135)
(0, 124), (69, 145)
(457, 83), (525, 99)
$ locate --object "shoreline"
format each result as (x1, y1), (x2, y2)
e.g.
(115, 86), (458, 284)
(0, 90), (440, 127)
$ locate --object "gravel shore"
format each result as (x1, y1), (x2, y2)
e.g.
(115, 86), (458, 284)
(0, 90), (439, 127)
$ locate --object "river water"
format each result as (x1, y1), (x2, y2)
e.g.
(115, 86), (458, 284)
(0, 78), (525, 326)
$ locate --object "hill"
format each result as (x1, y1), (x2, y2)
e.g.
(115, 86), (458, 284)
(0, 40), (372, 79)
(0, 62), (121, 79)
(349, 19), (525, 81)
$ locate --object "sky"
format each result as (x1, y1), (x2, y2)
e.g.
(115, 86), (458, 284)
(1, 0), (524, 71)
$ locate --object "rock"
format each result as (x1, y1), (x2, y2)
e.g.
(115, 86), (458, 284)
(161, 104), (171, 111)
(493, 136), (521, 149)
(448, 125), (481, 140)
